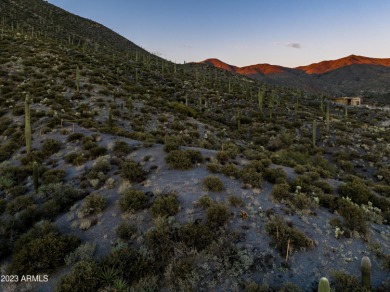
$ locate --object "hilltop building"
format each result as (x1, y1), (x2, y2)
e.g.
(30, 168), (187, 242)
(333, 96), (362, 106)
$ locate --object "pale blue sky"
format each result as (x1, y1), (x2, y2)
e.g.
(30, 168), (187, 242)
(47, 0), (390, 67)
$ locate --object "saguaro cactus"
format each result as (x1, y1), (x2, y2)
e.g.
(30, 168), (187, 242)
(312, 120), (317, 147)
(33, 161), (39, 194)
(258, 88), (264, 115)
(25, 94), (32, 154)
(318, 277), (330, 292)
(76, 66), (80, 93)
(361, 256), (371, 290)
(236, 110), (241, 130)
(326, 102), (330, 132)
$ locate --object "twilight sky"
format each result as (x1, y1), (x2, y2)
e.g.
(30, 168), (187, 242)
(47, 0), (390, 67)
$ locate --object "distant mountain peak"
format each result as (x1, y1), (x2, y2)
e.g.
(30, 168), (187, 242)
(296, 54), (390, 74)
(200, 59), (287, 75)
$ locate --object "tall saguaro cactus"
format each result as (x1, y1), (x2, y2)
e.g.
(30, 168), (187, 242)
(361, 256), (371, 290)
(76, 66), (80, 93)
(236, 110), (241, 130)
(318, 277), (330, 292)
(326, 102), (330, 132)
(25, 94), (32, 154)
(312, 120), (317, 147)
(258, 88), (264, 115)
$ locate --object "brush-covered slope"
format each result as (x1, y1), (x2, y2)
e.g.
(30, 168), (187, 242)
(1, 1), (390, 292)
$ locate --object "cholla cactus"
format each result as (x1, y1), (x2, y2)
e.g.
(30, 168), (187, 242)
(334, 226), (344, 238)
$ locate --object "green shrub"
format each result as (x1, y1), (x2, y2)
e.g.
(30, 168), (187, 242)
(170, 101), (197, 117)
(67, 132), (85, 142)
(216, 151), (230, 164)
(120, 160), (146, 182)
(203, 175), (225, 192)
(338, 198), (367, 235)
(102, 246), (151, 284)
(151, 193), (180, 217)
(80, 193), (106, 217)
(88, 146), (107, 159)
(116, 222), (137, 240)
(41, 169), (66, 185)
(0, 141), (18, 162)
(163, 136), (182, 153)
(206, 203), (230, 228)
(57, 261), (100, 292)
(92, 156), (111, 173)
(113, 140), (134, 156)
(206, 163), (221, 173)
(6, 195), (34, 215)
(196, 195), (213, 209)
(263, 167), (287, 184)
(6, 185), (28, 198)
(228, 195), (244, 207)
(179, 223), (214, 250)
(40, 184), (85, 218)
(0, 199), (6, 214)
(240, 167), (263, 188)
(331, 271), (361, 292)
(277, 282), (303, 292)
(221, 163), (240, 179)
(64, 152), (87, 166)
(8, 232), (80, 275)
(118, 189), (148, 212)
(41, 139), (62, 156)
(165, 149), (201, 170)
(222, 142), (240, 159)
(265, 216), (313, 255)
(246, 282), (270, 292)
(271, 183), (292, 202)
(338, 180), (372, 205)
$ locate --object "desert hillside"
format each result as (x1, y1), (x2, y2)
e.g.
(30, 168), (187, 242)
(0, 1), (390, 291)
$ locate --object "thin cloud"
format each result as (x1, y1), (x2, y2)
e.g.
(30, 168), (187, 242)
(275, 42), (302, 49)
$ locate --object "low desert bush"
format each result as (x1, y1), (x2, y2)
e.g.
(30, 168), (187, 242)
(120, 160), (146, 182)
(203, 175), (225, 192)
(271, 183), (292, 202)
(330, 271), (361, 292)
(206, 203), (230, 228)
(262, 167), (288, 184)
(118, 189), (148, 212)
(165, 149), (202, 170)
(41, 169), (66, 185)
(9, 232), (80, 275)
(338, 180), (372, 205)
(41, 139), (62, 156)
(265, 216), (313, 255)
(196, 195), (213, 209)
(116, 222), (137, 240)
(151, 193), (180, 217)
(79, 193), (106, 217)
(57, 261), (100, 292)
(179, 223), (214, 250)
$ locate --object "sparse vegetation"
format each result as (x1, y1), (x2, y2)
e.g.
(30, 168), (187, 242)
(0, 1), (389, 291)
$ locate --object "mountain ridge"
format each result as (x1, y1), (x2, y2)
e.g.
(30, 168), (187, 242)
(201, 54), (390, 75)
(201, 55), (390, 95)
